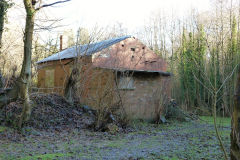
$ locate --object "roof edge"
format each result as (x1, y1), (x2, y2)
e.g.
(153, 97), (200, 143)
(96, 66), (172, 76)
(36, 35), (132, 64)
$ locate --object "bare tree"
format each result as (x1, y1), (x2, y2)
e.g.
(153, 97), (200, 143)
(0, 0), (12, 47)
(19, 0), (71, 128)
(0, 0), (71, 128)
(0, 0), (12, 88)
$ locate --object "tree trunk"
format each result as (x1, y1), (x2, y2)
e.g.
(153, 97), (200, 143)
(64, 68), (79, 104)
(0, 0), (5, 47)
(0, 0), (70, 127)
(231, 66), (240, 160)
(0, 0), (6, 88)
(17, 0), (35, 128)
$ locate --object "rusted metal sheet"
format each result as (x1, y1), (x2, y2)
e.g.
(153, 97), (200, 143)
(92, 37), (168, 73)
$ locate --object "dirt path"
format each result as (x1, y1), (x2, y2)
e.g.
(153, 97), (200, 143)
(0, 120), (230, 160)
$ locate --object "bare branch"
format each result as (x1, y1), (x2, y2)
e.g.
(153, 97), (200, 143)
(36, 0), (71, 10)
(192, 72), (214, 95)
(216, 63), (239, 94)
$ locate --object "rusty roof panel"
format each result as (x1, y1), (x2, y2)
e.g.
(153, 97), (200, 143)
(92, 37), (168, 73)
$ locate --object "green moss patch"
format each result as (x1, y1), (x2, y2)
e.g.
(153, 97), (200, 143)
(200, 116), (231, 127)
(20, 153), (70, 160)
(0, 126), (7, 132)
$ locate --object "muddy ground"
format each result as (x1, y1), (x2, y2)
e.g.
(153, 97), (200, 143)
(0, 117), (230, 160)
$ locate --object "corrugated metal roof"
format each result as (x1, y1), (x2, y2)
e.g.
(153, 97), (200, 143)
(37, 35), (131, 64)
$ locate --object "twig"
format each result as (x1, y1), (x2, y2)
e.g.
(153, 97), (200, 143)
(36, 0), (71, 10)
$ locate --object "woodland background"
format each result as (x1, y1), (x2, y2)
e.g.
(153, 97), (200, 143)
(1, 0), (240, 116)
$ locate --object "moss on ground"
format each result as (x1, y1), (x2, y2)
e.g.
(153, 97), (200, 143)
(200, 116), (231, 127)
(20, 153), (69, 160)
(0, 126), (7, 132)
(104, 139), (128, 148)
(0, 117), (231, 160)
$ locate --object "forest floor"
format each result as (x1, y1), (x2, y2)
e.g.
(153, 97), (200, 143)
(0, 116), (230, 160)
